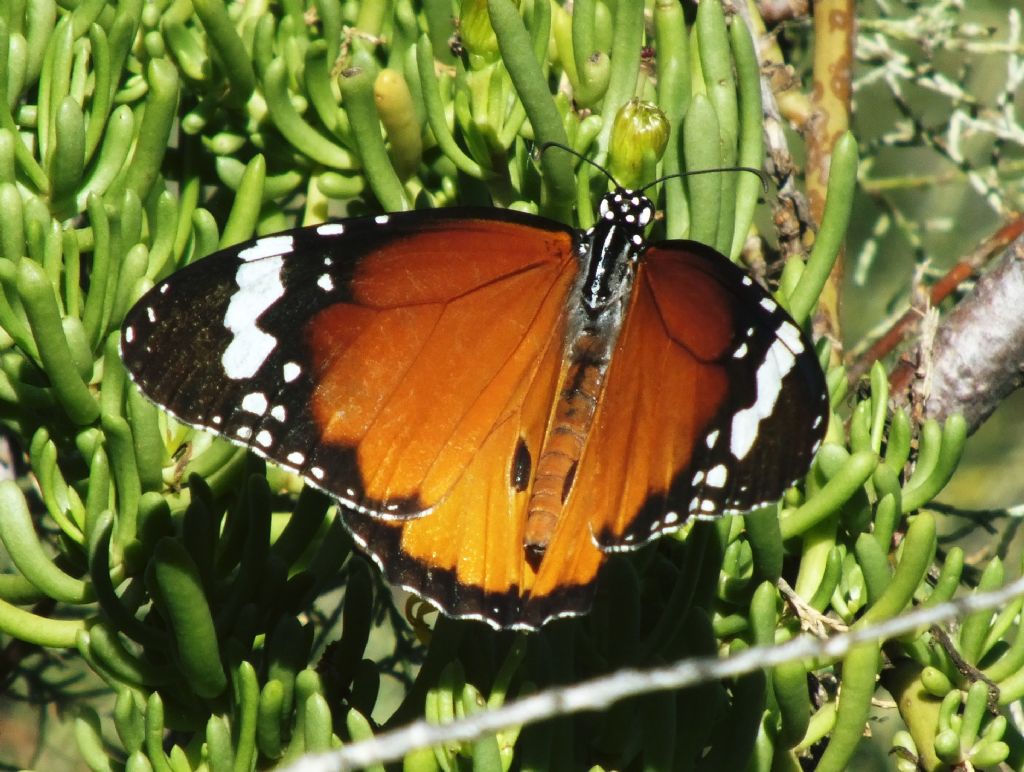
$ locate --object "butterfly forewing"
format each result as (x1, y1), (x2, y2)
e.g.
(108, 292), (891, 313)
(120, 211), (578, 519)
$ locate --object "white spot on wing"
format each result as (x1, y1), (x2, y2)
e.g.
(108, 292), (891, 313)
(238, 235), (294, 262)
(241, 392), (268, 415)
(221, 256), (285, 379)
(760, 297), (777, 312)
(374, 215), (390, 224)
(146, 307), (156, 322)
(125, 326), (134, 343)
(733, 342), (748, 359)
(287, 451), (305, 464)
(236, 426), (252, 440)
(317, 274), (334, 292)
(271, 405), (286, 421)
(777, 321), (804, 353)
(256, 429), (273, 448)
(730, 338), (797, 459)
(317, 223), (345, 235)
(706, 464), (728, 488)
(706, 430), (720, 449)
(283, 362), (301, 382)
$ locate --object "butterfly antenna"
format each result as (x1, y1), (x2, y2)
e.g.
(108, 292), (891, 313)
(639, 166), (770, 195)
(538, 143), (768, 195)
(536, 142), (622, 188)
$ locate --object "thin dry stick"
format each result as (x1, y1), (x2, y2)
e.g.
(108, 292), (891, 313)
(282, 574), (1024, 772)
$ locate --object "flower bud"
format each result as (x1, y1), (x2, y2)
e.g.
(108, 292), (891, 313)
(609, 98), (670, 189)
(460, 0), (501, 69)
(374, 69), (423, 180)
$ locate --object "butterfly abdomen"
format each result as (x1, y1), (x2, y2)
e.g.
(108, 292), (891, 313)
(524, 333), (610, 550)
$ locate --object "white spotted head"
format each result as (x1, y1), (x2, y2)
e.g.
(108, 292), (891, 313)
(599, 189), (654, 232)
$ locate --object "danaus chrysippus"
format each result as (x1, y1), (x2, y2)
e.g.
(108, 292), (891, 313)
(120, 164), (827, 630)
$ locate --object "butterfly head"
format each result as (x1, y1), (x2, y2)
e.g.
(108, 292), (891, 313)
(597, 188), (655, 231)
(581, 189), (654, 314)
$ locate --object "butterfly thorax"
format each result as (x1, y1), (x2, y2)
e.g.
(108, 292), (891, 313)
(523, 190), (654, 555)
(579, 189), (654, 314)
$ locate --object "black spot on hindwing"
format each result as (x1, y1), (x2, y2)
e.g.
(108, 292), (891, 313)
(511, 437), (532, 493)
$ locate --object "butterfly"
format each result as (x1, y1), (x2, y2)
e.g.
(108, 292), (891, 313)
(120, 173), (828, 631)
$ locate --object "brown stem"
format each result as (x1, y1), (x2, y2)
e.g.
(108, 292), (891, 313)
(806, 0), (855, 349)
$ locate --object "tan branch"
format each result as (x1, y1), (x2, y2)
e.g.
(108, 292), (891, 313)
(806, 0), (855, 347)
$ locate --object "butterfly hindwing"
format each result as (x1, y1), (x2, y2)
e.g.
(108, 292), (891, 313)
(339, 304), (572, 628)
